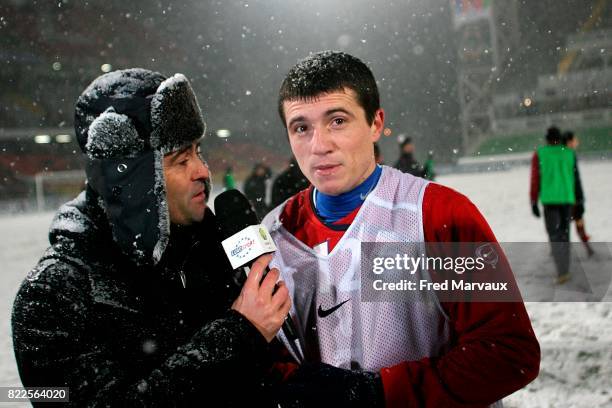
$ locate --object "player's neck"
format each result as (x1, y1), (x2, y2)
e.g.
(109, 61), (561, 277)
(313, 165), (382, 225)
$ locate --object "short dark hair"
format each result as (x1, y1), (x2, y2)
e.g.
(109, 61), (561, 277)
(545, 126), (562, 144)
(278, 51), (380, 126)
(400, 137), (413, 148)
(562, 130), (575, 145)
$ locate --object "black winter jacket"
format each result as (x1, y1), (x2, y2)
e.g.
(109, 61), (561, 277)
(394, 152), (424, 177)
(12, 190), (273, 407)
(244, 174), (269, 219)
(271, 161), (309, 208)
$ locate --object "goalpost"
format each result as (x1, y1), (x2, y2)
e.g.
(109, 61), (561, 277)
(34, 170), (86, 212)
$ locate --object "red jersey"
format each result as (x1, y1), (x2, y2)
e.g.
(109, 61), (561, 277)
(277, 182), (540, 407)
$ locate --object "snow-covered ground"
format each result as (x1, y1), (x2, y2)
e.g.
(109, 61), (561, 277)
(0, 160), (610, 407)
(437, 160), (612, 408)
(1, 212), (53, 407)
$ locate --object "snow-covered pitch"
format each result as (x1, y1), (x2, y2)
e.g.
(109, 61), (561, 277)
(1, 160), (610, 407)
(438, 159), (612, 407)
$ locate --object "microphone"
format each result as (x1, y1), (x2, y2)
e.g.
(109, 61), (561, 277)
(214, 189), (303, 361)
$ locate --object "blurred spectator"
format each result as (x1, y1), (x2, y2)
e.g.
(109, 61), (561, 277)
(223, 166), (235, 190)
(563, 131), (594, 256)
(244, 163), (272, 219)
(423, 151), (436, 181)
(394, 136), (424, 177)
(271, 157), (309, 208)
(373, 142), (384, 165)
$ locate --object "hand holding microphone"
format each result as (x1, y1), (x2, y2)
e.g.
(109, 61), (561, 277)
(215, 190), (301, 358)
(230, 254), (291, 342)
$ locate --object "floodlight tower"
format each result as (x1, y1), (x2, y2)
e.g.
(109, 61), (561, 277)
(453, 0), (520, 154)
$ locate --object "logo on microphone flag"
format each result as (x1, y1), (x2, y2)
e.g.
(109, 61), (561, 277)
(230, 237), (256, 257)
(222, 224), (277, 269)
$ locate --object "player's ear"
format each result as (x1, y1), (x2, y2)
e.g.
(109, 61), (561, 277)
(370, 108), (384, 142)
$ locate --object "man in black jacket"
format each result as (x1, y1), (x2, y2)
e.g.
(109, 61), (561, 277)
(393, 136), (424, 177)
(271, 158), (310, 207)
(244, 163), (271, 219)
(11, 69), (290, 407)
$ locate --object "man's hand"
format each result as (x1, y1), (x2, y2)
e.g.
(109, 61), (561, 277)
(531, 202), (540, 218)
(231, 254), (291, 342)
(276, 362), (385, 408)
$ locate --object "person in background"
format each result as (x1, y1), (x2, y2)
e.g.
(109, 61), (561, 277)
(223, 166), (236, 190)
(270, 157), (310, 207)
(393, 135), (424, 177)
(563, 130), (594, 256)
(266, 50), (539, 407)
(244, 162), (272, 219)
(530, 126), (581, 283)
(373, 142), (384, 165)
(11, 69), (289, 407)
(423, 150), (436, 181)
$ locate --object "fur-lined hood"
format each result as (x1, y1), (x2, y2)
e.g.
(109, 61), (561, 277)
(75, 68), (206, 266)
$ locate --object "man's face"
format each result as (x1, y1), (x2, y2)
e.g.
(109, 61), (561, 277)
(402, 143), (414, 154)
(567, 137), (579, 150)
(283, 88), (384, 196)
(163, 141), (210, 225)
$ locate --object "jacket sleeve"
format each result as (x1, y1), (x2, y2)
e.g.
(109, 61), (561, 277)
(530, 151), (540, 204)
(379, 183), (540, 407)
(12, 261), (270, 407)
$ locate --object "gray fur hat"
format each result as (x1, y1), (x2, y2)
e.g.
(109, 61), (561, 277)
(76, 68), (206, 265)
(75, 68), (206, 157)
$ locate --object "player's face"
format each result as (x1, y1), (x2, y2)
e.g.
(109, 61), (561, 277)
(283, 88), (384, 196)
(567, 137), (579, 149)
(163, 141), (210, 225)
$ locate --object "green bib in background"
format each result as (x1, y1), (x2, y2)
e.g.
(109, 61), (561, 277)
(537, 145), (575, 205)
